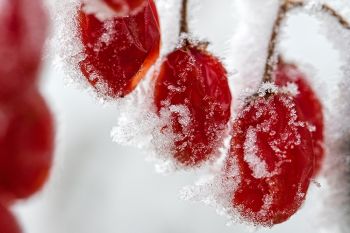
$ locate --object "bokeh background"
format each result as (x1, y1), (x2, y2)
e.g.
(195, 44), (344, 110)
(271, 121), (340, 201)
(11, 0), (349, 232)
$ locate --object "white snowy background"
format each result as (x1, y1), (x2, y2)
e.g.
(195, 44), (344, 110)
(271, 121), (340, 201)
(10, 0), (350, 232)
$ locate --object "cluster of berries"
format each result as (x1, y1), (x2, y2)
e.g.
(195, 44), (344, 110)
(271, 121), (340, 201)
(0, 0), (54, 232)
(75, 0), (331, 226)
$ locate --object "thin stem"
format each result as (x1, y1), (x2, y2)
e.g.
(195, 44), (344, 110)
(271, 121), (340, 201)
(262, 1), (302, 83)
(262, 0), (350, 83)
(321, 4), (350, 29)
(179, 0), (189, 35)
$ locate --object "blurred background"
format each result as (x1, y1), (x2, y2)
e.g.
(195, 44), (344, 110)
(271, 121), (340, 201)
(11, 0), (349, 232)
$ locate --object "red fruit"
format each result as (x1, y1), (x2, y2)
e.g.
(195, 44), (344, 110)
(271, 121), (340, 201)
(0, 0), (47, 99)
(275, 60), (324, 176)
(154, 45), (232, 167)
(0, 205), (21, 233)
(78, 0), (161, 98)
(224, 93), (314, 225)
(103, 0), (147, 15)
(0, 90), (54, 204)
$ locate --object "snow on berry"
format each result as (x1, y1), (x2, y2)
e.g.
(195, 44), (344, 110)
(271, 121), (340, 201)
(224, 93), (314, 226)
(77, 0), (160, 98)
(0, 0), (48, 99)
(0, 90), (54, 204)
(49, 0), (161, 100)
(181, 90), (315, 226)
(153, 43), (232, 168)
(0, 205), (21, 233)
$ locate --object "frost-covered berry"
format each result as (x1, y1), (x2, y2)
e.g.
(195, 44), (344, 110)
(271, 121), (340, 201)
(224, 93), (314, 226)
(275, 60), (324, 176)
(77, 0), (160, 98)
(0, 205), (21, 233)
(154, 44), (232, 167)
(0, 90), (54, 204)
(0, 0), (47, 99)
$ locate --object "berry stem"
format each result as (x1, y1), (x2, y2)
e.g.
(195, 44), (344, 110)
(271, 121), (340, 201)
(320, 4), (350, 29)
(262, 0), (350, 83)
(180, 0), (189, 35)
(262, 1), (292, 83)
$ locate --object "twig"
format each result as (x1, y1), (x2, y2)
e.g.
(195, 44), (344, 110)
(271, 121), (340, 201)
(262, 0), (350, 83)
(179, 0), (189, 35)
(321, 4), (350, 29)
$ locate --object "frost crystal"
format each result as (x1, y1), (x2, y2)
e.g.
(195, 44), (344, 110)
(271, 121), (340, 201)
(243, 127), (270, 179)
(82, 0), (117, 20)
(48, 0), (87, 90)
(280, 82), (300, 96)
(257, 82), (278, 96)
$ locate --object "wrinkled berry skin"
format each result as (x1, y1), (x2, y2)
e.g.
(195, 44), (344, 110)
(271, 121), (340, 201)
(0, 0), (47, 99)
(103, 0), (147, 15)
(224, 94), (314, 226)
(78, 0), (160, 98)
(275, 61), (324, 176)
(0, 90), (54, 204)
(154, 45), (232, 167)
(0, 205), (21, 233)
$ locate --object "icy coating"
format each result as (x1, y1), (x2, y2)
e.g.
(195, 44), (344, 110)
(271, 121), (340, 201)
(49, 0), (160, 99)
(77, 0), (160, 98)
(182, 91), (315, 227)
(153, 45), (232, 168)
(243, 127), (271, 179)
(48, 0), (85, 88)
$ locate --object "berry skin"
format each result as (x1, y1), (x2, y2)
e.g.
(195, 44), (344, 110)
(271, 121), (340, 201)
(0, 0), (47, 99)
(154, 45), (232, 167)
(275, 60), (324, 176)
(224, 93), (314, 226)
(78, 0), (161, 98)
(0, 205), (21, 233)
(103, 0), (147, 15)
(0, 90), (54, 204)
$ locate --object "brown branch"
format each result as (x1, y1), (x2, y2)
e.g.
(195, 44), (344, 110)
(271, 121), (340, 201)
(262, 0), (350, 83)
(179, 0), (189, 35)
(321, 4), (350, 29)
(262, 1), (303, 83)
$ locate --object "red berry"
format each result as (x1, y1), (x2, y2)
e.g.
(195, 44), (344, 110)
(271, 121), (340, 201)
(224, 93), (314, 225)
(0, 205), (21, 233)
(0, 90), (54, 204)
(154, 45), (232, 167)
(0, 0), (47, 99)
(103, 0), (147, 15)
(275, 60), (324, 176)
(78, 0), (161, 98)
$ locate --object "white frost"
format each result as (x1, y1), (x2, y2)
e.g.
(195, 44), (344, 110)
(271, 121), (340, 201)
(243, 127), (270, 179)
(82, 0), (118, 20)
